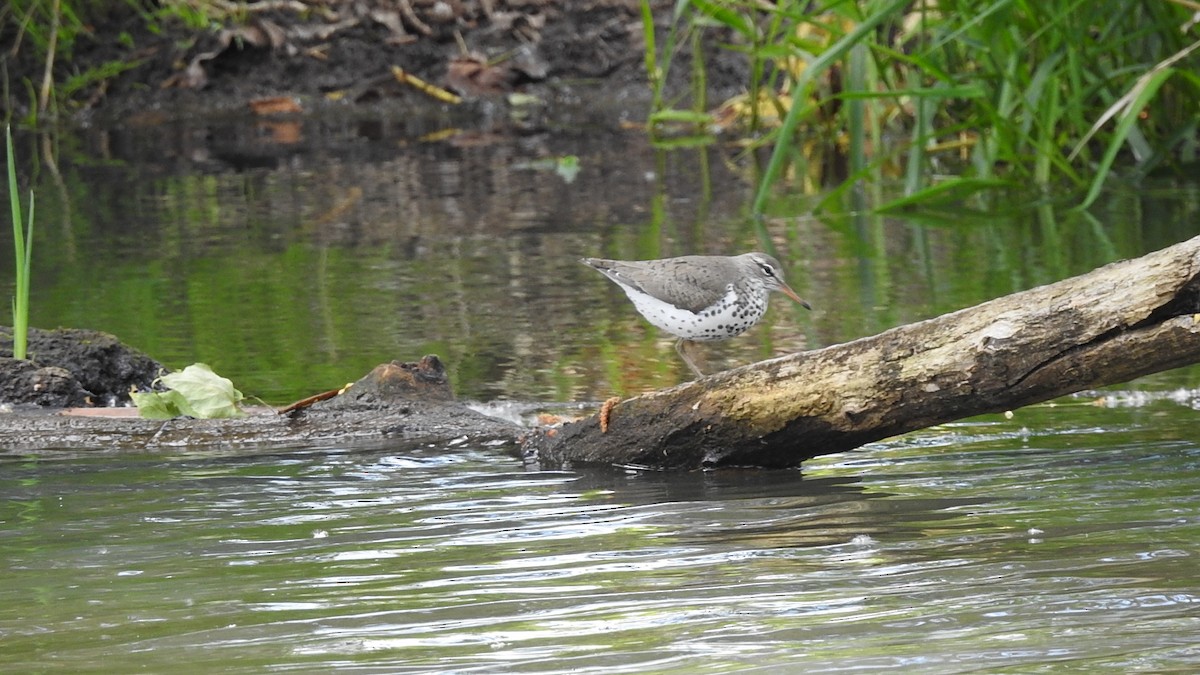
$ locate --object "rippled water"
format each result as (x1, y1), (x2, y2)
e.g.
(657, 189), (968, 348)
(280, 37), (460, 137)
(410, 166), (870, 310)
(4, 116), (1200, 671)
(4, 397), (1199, 672)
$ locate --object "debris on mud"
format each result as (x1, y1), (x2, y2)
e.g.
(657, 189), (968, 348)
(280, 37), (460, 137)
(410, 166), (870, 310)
(3, 1), (748, 126)
(0, 332), (523, 453)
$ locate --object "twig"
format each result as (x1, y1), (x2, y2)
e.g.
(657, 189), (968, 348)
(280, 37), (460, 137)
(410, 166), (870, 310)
(37, 0), (61, 115)
(277, 387), (344, 414)
(203, 0), (337, 20)
(398, 0), (433, 36)
(391, 65), (462, 104)
(6, 2), (31, 59)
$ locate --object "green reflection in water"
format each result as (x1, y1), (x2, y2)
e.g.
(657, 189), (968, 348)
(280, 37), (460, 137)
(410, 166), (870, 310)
(3, 131), (1199, 403)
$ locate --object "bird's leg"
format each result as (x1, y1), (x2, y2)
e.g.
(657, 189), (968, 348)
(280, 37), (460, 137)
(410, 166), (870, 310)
(675, 338), (706, 379)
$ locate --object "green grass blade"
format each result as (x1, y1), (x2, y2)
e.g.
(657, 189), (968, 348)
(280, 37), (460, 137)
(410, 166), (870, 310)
(5, 126), (19, 244)
(6, 125), (28, 360)
(688, 0), (757, 40)
(847, 41), (867, 177)
(835, 85), (986, 100)
(876, 177), (1014, 213)
(752, 0), (910, 217)
(16, 191), (33, 361)
(1076, 67), (1174, 210)
(23, 191), (34, 294)
(1071, 38), (1200, 162)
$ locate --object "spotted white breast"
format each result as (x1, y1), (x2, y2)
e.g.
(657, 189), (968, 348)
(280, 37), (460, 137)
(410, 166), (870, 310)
(617, 283), (769, 341)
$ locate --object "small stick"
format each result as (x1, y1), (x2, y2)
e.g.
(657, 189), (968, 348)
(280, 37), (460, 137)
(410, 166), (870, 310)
(391, 65), (462, 104)
(38, 0), (60, 115)
(277, 387), (347, 415)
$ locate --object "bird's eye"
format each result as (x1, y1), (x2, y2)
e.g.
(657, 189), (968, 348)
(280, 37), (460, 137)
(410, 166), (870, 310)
(759, 263), (775, 277)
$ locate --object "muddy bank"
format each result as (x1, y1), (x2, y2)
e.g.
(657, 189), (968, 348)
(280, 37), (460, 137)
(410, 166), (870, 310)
(0, 336), (525, 452)
(4, 1), (747, 127)
(0, 398), (521, 455)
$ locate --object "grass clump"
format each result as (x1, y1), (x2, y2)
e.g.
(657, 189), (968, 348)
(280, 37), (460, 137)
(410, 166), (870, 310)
(646, 0), (1200, 212)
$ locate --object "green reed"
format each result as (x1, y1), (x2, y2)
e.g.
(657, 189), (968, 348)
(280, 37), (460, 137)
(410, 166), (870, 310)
(5, 125), (34, 360)
(649, 0), (1200, 213)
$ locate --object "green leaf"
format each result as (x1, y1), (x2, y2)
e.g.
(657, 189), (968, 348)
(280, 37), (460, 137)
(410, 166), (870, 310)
(688, 0), (757, 39)
(554, 155), (580, 184)
(1076, 67), (1174, 211)
(876, 177), (1014, 212)
(130, 389), (186, 420)
(134, 363), (245, 419)
(649, 135), (717, 150)
(648, 109), (714, 125)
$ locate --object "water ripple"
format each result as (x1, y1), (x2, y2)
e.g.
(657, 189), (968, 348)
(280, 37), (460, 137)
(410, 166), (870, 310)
(3, 410), (1200, 672)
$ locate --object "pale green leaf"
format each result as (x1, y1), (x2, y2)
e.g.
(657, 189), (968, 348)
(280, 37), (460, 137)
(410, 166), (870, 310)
(133, 363), (246, 419)
(554, 155), (580, 184)
(159, 363), (245, 419)
(130, 389), (186, 419)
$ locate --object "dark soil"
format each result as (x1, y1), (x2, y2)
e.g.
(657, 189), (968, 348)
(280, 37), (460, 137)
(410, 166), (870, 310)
(1, 0), (749, 127)
(0, 327), (164, 407)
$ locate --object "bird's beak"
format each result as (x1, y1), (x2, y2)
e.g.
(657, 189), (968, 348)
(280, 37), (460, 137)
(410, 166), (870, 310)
(780, 284), (812, 310)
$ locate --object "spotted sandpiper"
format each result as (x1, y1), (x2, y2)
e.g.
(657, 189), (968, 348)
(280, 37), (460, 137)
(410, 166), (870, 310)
(582, 252), (810, 377)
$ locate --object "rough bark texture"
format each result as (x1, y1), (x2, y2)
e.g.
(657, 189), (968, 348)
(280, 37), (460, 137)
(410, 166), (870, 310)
(524, 235), (1200, 470)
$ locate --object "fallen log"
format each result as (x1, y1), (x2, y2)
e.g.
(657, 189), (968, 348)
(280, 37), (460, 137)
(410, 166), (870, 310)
(524, 234), (1200, 470)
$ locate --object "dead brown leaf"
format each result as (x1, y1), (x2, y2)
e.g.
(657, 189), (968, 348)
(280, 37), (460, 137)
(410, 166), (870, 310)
(446, 54), (516, 96)
(248, 96), (303, 115)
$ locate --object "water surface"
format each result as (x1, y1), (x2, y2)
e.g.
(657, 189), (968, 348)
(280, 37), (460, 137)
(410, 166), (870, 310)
(3, 398), (1200, 672)
(5, 118), (1198, 402)
(2, 116), (1200, 671)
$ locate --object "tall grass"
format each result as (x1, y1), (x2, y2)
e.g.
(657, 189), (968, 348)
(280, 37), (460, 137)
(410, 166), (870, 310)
(5, 125), (34, 360)
(648, 0), (1200, 213)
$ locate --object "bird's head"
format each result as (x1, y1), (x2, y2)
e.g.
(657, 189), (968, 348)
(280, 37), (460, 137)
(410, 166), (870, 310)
(745, 253), (812, 310)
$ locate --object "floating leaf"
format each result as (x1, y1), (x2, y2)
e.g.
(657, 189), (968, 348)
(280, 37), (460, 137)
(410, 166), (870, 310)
(512, 155), (581, 184)
(554, 155), (580, 184)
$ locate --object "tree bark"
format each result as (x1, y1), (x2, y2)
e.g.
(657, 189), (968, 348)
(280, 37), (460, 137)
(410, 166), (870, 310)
(524, 235), (1200, 470)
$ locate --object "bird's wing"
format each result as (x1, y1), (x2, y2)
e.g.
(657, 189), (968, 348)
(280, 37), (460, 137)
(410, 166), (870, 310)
(596, 257), (733, 314)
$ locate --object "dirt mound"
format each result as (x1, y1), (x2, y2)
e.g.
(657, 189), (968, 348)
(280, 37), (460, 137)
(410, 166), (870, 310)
(0, 328), (164, 407)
